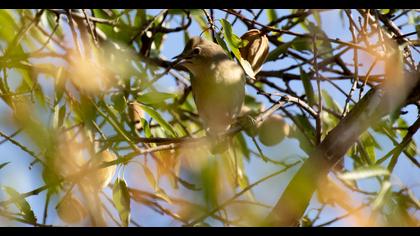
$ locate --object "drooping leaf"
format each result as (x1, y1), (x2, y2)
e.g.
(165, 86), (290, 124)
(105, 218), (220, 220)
(142, 164), (157, 190)
(267, 9), (278, 27)
(300, 67), (315, 106)
(112, 178), (131, 227)
(3, 186), (37, 223)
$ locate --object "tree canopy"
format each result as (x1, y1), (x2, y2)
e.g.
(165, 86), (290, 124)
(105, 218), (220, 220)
(0, 9), (419, 227)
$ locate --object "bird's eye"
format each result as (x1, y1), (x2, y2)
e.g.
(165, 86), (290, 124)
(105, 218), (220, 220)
(192, 47), (201, 55)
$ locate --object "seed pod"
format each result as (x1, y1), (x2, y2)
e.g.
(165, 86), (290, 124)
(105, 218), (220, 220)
(128, 101), (143, 131)
(239, 29), (269, 74)
(258, 114), (290, 146)
(56, 194), (87, 224)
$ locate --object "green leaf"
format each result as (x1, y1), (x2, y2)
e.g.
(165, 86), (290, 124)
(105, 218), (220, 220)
(3, 186), (37, 223)
(111, 93), (127, 112)
(220, 19), (242, 49)
(379, 9), (391, 15)
(112, 178), (131, 227)
(289, 115), (316, 154)
(300, 67), (315, 106)
(312, 10), (322, 26)
(267, 9), (278, 26)
(306, 22), (333, 57)
(0, 162), (10, 170)
(134, 9), (147, 28)
(404, 140), (417, 159)
(214, 33), (231, 59)
(139, 104), (177, 137)
(236, 133), (250, 161)
(338, 166), (390, 180)
(321, 89), (342, 113)
(137, 92), (175, 105)
(291, 37), (312, 52)
(140, 118), (152, 138)
(220, 19), (255, 79)
(266, 42), (291, 62)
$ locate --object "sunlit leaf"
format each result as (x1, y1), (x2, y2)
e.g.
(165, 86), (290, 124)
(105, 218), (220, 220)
(3, 186), (37, 223)
(112, 178), (131, 227)
(338, 166), (390, 180)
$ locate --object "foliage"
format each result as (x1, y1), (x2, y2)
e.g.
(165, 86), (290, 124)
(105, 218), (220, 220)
(0, 9), (419, 227)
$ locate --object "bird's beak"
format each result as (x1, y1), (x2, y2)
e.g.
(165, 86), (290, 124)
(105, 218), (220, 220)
(171, 52), (187, 67)
(172, 52), (184, 60)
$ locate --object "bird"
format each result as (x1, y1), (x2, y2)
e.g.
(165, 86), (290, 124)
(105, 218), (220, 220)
(173, 36), (245, 146)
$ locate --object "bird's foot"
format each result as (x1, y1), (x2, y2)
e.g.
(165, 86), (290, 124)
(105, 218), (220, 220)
(238, 114), (258, 137)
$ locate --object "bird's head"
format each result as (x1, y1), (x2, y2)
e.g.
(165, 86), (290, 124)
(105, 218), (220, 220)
(172, 36), (229, 75)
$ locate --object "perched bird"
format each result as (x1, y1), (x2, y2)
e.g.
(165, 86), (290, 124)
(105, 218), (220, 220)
(173, 36), (245, 140)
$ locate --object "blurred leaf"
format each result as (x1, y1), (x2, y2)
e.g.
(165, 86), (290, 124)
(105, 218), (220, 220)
(312, 10), (322, 26)
(372, 180), (392, 210)
(266, 42), (291, 62)
(300, 67), (315, 106)
(306, 22), (333, 57)
(191, 11), (210, 39)
(321, 89), (342, 113)
(139, 104), (177, 137)
(52, 104), (66, 129)
(111, 93), (127, 112)
(112, 178), (131, 227)
(396, 118), (409, 137)
(143, 164), (157, 190)
(137, 92), (175, 105)
(155, 188), (172, 204)
(140, 118), (152, 138)
(267, 9), (278, 26)
(3, 186), (37, 223)
(338, 166), (389, 180)
(289, 115), (316, 154)
(404, 140), (417, 159)
(0, 162), (10, 170)
(244, 95), (263, 111)
(134, 9), (147, 28)
(201, 158), (219, 208)
(379, 9), (391, 15)
(236, 133), (250, 161)
(291, 37), (312, 52)
(0, 10), (18, 43)
(359, 131), (381, 163)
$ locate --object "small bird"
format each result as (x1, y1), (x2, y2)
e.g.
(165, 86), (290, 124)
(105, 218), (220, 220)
(173, 36), (245, 140)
